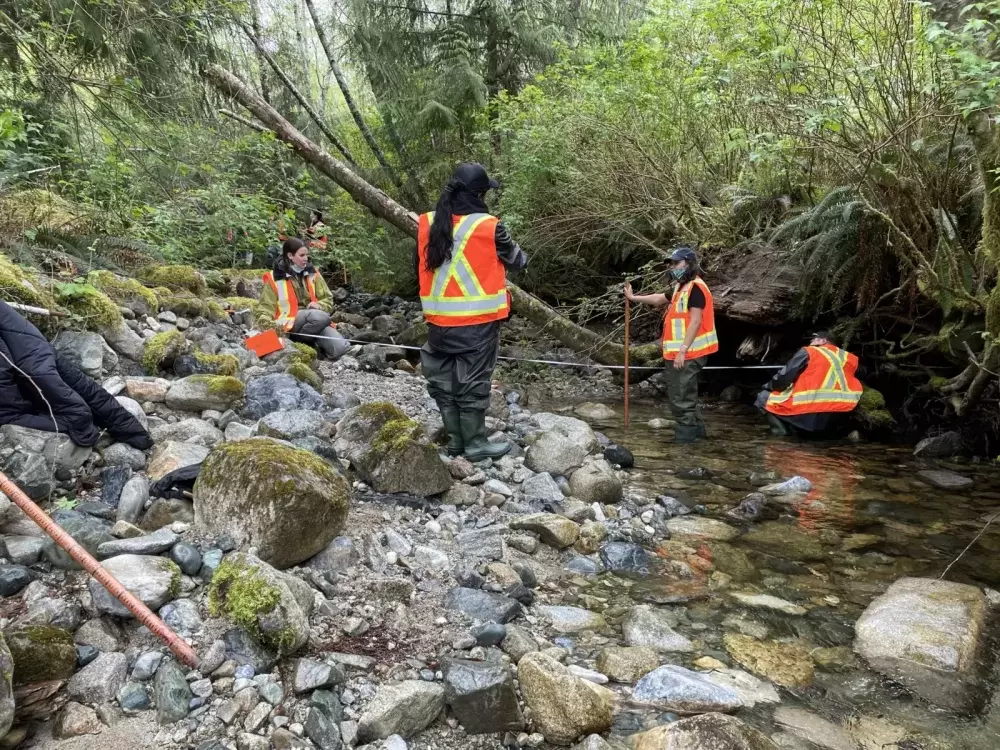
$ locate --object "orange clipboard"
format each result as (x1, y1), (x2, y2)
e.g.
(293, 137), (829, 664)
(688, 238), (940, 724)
(245, 329), (284, 357)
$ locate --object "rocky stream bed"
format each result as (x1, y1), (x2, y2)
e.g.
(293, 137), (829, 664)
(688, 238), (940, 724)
(0, 279), (996, 750)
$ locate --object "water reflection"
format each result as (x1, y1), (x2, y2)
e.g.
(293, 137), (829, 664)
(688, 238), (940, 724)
(535, 394), (1000, 748)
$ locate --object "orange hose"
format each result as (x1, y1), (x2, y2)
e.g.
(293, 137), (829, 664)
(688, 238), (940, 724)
(0, 471), (199, 669)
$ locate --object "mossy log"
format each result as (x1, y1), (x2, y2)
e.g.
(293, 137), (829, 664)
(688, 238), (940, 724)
(202, 64), (661, 369)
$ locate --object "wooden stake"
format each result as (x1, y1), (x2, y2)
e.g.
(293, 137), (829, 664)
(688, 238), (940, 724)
(624, 292), (631, 431)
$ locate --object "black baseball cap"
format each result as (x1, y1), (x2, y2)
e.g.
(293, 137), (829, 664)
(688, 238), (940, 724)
(670, 246), (698, 263)
(810, 330), (839, 345)
(452, 163), (500, 193)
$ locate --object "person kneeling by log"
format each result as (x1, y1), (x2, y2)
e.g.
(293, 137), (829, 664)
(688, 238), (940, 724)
(0, 300), (152, 449)
(416, 163), (528, 462)
(257, 237), (349, 361)
(754, 330), (864, 438)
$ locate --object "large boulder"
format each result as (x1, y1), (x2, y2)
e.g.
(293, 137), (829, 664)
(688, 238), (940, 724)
(854, 577), (987, 710)
(0, 425), (91, 500)
(208, 552), (313, 656)
(194, 438), (350, 569)
(517, 652), (614, 745)
(336, 403), (451, 497)
(88, 554), (181, 617)
(357, 681), (445, 742)
(165, 375), (244, 412)
(242, 373), (324, 420)
(633, 713), (779, 750)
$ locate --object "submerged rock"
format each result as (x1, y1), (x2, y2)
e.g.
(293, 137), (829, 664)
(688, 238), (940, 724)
(723, 633), (814, 689)
(631, 665), (743, 714)
(854, 577), (987, 710)
(916, 469), (973, 491)
(633, 713), (779, 750)
(665, 516), (739, 542)
(194, 438), (350, 569)
(623, 606), (694, 653)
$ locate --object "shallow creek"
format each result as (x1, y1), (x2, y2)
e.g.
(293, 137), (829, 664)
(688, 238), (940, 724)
(537, 394), (1000, 749)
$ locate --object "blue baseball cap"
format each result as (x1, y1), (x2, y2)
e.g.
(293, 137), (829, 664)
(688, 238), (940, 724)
(670, 246), (698, 263)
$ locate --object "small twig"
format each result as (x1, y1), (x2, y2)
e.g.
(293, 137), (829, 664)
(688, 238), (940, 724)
(964, 341), (1000, 378)
(939, 509), (1000, 580)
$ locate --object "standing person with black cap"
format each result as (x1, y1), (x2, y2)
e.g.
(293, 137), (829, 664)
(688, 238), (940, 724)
(416, 163), (528, 462)
(625, 246), (718, 443)
(755, 331), (864, 437)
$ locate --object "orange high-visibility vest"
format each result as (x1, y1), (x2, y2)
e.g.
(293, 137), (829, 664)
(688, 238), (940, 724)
(662, 277), (718, 360)
(417, 212), (509, 326)
(262, 271), (319, 332)
(766, 344), (863, 415)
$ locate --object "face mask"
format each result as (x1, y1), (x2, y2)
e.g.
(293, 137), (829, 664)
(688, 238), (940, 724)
(670, 267), (686, 280)
(290, 261), (305, 273)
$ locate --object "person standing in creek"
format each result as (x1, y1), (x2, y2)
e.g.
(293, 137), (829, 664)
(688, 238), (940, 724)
(257, 237), (350, 361)
(625, 246), (719, 443)
(416, 162), (528, 462)
(755, 330), (864, 438)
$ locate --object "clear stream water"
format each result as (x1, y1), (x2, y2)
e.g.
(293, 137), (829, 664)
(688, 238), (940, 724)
(535, 393), (1000, 749)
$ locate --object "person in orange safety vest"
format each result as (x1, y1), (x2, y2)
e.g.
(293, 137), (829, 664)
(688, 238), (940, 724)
(626, 247), (718, 443)
(256, 238), (349, 360)
(416, 163), (527, 462)
(755, 330), (864, 437)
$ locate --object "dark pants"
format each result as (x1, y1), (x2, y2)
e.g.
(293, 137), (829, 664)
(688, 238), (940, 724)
(420, 336), (499, 412)
(665, 356), (706, 429)
(755, 389), (849, 438)
(290, 309), (348, 360)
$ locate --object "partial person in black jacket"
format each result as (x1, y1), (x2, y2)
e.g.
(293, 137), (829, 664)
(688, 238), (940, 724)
(0, 300), (153, 449)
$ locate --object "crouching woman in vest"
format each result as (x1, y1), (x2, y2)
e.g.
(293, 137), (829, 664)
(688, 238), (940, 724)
(625, 247), (718, 443)
(754, 331), (864, 438)
(417, 163), (528, 462)
(256, 238), (349, 360)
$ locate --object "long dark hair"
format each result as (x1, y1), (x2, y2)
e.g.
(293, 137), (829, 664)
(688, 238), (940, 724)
(426, 178), (464, 272)
(282, 237), (306, 268)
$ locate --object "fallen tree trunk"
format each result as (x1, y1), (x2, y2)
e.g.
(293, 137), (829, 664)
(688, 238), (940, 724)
(201, 63), (661, 367)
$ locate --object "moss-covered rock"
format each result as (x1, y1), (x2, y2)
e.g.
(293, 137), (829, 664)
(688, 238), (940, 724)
(0, 633), (12, 737)
(337, 403), (452, 497)
(56, 283), (123, 330)
(0, 253), (56, 309)
(6, 625), (77, 684)
(88, 270), (158, 317)
(192, 351), (240, 377)
(156, 291), (226, 322)
(289, 342), (317, 366)
(286, 361), (322, 390)
(194, 438), (350, 569)
(142, 330), (186, 374)
(165, 375), (244, 412)
(855, 386), (895, 429)
(224, 296), (259, 311)
(208, 552), (313, 654)
(140, 264), (206, 295)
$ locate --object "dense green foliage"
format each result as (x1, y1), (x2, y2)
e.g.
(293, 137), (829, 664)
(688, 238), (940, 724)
(3, 0), (1000, 418)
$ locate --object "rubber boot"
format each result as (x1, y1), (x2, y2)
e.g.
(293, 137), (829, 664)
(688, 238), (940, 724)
(460, 409), (511, 462)
(766, 413), (794, 437)
(674, 424), (699, 444)
(441, 406), (464, 456)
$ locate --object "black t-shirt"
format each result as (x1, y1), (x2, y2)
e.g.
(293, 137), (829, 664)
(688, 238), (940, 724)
(666, 284), (706, 309)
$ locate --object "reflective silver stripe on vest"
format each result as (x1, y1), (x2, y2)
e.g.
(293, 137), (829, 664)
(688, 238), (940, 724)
(421, 290), (509, 315)
(429, 213), (492, 299)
